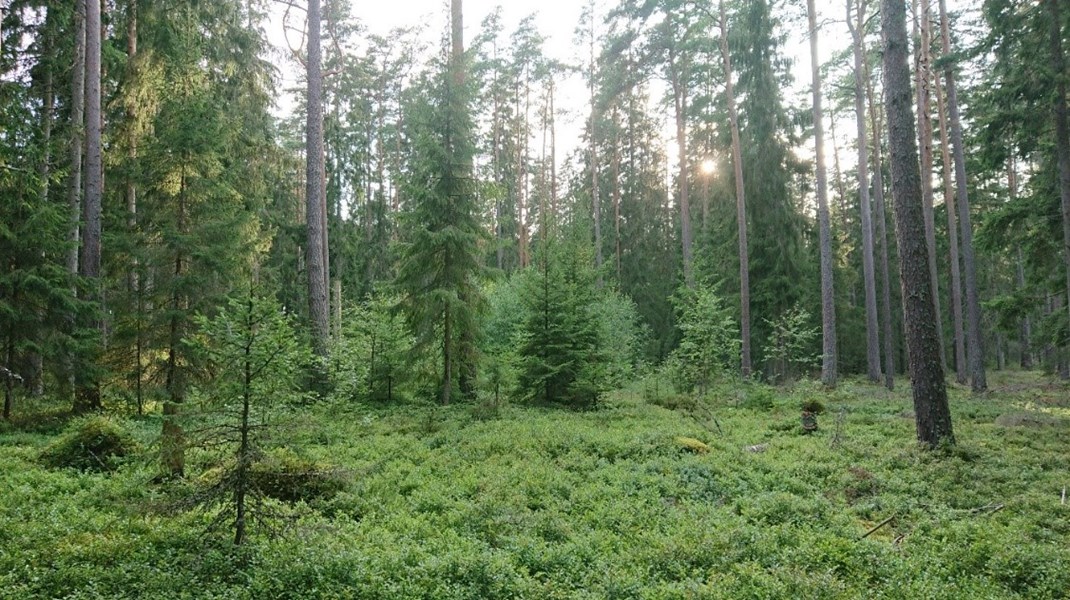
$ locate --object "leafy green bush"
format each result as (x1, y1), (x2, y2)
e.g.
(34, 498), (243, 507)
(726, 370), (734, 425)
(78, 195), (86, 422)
(39, 415), (138, 472)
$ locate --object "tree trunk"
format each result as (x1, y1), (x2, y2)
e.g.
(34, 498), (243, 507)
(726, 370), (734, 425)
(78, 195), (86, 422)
(809, 0), (837, 388)
(1047, 0), (1070, 355)
(848, 0), (882, 384)
(719, 0), (751, 378)
(589, 11), (603, 285)
(306, 0), (330, 359)
(913, 0), (947, 370)
(867, 47), (897, 391)
(934, 64), (967, 384)
(612, 107), (623, 282)
(67, 0), (86, 280)
(75, 0), (103, 413)
(881, 0), (953, 446)
(938, 0), (986, 392)
(669, 33), (694, 288)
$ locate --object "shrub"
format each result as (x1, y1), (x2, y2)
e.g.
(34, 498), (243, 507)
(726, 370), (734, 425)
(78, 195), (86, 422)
(39, 415), (138, 472)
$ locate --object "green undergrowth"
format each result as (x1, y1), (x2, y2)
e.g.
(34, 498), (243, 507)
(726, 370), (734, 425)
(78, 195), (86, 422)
(1, 371), (1068, 599)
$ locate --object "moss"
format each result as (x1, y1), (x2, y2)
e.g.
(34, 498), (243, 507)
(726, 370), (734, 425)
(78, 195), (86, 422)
(675, 436), (710, 454)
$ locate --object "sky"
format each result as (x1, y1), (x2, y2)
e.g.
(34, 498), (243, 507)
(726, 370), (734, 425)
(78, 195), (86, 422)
(265, 0), (979, 198)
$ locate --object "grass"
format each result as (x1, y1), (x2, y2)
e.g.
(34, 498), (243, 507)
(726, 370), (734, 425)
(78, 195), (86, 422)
(1, 370), (1068, 599)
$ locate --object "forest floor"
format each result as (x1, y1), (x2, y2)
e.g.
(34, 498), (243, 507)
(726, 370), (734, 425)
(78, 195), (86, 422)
(1, 371), (1068, 599)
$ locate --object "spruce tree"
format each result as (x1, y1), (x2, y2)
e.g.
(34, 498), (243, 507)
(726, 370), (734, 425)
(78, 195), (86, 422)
(396, 3), (485, 405)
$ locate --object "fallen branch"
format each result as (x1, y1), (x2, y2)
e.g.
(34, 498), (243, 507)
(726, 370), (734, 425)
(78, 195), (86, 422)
(860, 514), (895, 539)
(969, 502), (1004, 517)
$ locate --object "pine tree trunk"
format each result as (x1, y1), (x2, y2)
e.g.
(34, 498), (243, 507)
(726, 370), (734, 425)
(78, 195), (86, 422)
(306, 0), (330, 359)
(914, 0), (947, 370)
(934, 65), (967, 384)
(938, 0), (986, 392)
(719, 0), (751, 378)
(868, 48), (896, 391)
(668, 27), (693, 288)
(882, 0), (953, 446)
(75, 0), (103, 413)
(809, 0), (838, 387)
(848, 0), (882, 384)
(589, 13), (603, 285)
(1047, 0), (1070, 354)
(612, 107), (623, 282)
(31, 16), (56, 398)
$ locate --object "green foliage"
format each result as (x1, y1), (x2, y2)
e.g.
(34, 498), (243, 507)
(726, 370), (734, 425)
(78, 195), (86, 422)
(395, 49), (486, 403)
(39, 415), (138, 472)
(3, 372), (1069, 598)
(763, 303), (821, 383)
(331, 293), (418, 404)
(515, 243), (605, 407)
(665, 285), (740, 394)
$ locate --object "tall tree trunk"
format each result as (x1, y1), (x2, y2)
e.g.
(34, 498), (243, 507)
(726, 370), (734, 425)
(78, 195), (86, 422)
(75, 0), (103, 413)
(867, 45), (897, 390)
(612, 107), (623, 282)
(67, 0), (86, 280)
(64, 1), (87, 404)
(589, 8), (603, 285)
(913, 0), (947, 370)
(306, 0), (330, 359)
(882, 0), (953, 446)
(808, 0), (838, 387)
(934, 65), (967, 384)
(1048, 0), (1070, 354)
(719, 0), (751, 378)
(30, 15), (57, 398)
(669, 34), (694, 288)
(162, 168), (189, 478)
(938, 0), (986, 392)
(848, 0), (882, 384)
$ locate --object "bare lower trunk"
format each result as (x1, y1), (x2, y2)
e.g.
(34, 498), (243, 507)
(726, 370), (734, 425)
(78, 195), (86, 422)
(934, 69), (967, 384)
(669, 31), (693, 288)
(589, 17), (603, 284)
(719, 0), (751, 378)
(939, 0), (986, 392)
(882, 0), (953, 446)
(809, 0), (837, 387)
(75, 0), (103, 413)
(914, 0), (946, 370)
(849, 0), (881, 383)
(867, 52), (897, 390)
(1048, 0), (1070, 356)
(306, 0), (330, 358)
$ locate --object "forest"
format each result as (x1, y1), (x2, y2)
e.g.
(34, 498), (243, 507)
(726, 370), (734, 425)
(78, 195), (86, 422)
(1, 0), (1069, 597)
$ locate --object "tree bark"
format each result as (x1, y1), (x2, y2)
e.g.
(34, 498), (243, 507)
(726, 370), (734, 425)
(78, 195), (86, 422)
(75, 0), (103, 413)
(882, 0), (953, 446)
(809, 0), (837, 387)
(938, 0), (986, 392)
(848, 0), (882, 384)
(719, 0), (751, 378)
(589, 6), (603, 285)
(867, 43), (896, 391)
(306, 0), (330, 359)
(913, 0), (947, 370)
(934, 63), (967, 384)
(668, 19), (693, 288)
(1047, 0), (1070, 355)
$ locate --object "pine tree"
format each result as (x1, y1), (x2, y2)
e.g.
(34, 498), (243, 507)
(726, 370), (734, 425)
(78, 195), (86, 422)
(882, 0), (954, 447)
